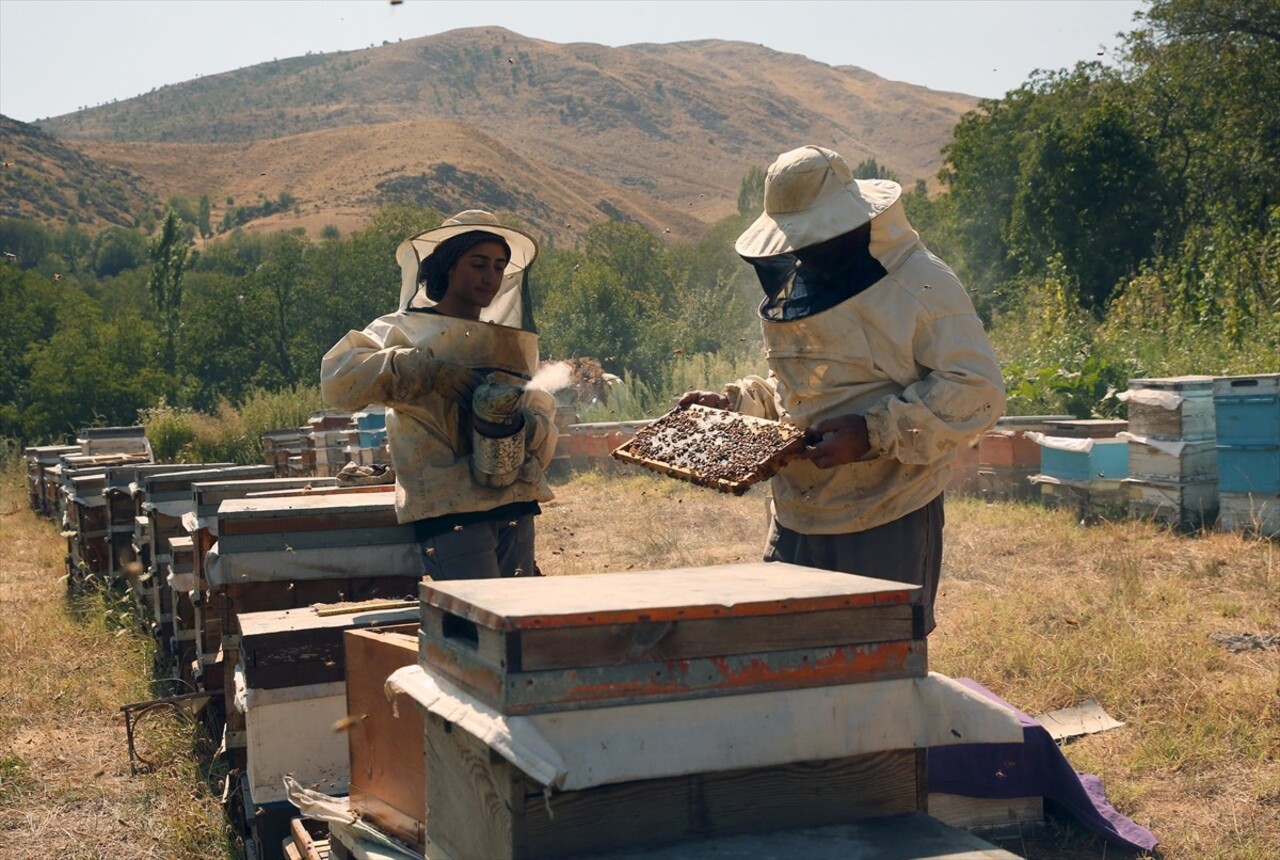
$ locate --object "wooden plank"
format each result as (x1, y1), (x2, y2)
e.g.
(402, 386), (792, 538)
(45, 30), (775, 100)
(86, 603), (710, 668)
(419, 631), (927, 714)
(422, 603), (918, 672)
(419, 563), (917, 632)
(520, 750), (919, 860)
(426, 704), (921, 860)
(345, 628), (424, 852)
(588, 812), (1021, 859)
(928, 792), (1044, 831)
(425, 710), (521, 860)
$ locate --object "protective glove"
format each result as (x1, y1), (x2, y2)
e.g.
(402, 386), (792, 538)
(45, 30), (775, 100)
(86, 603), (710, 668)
(393, 349), (483, 405)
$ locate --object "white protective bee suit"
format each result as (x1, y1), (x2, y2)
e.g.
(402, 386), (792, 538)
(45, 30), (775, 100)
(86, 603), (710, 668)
(725, 146), (1005, 632)
(320, 214), (557, 536)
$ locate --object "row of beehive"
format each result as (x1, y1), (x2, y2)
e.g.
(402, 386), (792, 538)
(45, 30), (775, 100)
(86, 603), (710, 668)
(26, 431), (1032, 859)
(949, 374), (1280, 536)
(261, 407), (390, 478)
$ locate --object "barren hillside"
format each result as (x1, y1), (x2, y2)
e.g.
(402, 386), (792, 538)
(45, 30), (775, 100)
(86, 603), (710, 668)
(14, 27), (978, 244)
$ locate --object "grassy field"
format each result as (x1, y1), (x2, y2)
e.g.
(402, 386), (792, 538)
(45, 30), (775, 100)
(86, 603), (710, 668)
(1, 463), (1277, 859)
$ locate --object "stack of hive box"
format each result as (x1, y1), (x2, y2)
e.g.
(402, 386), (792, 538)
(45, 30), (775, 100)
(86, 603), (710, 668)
(262, 428), (308, 477)
(1118, 376), (1219, 530)
(554, 419), (652, 475)
(1214, 373), (1280, 537)
(133, 465), (275, 672)
(1028, 419), (1130, 520)
(347, 407), (389, 466)
(57, 451), (151, 584)
(64, 467), (112, 579)
(325, 562), (1024, 860)
(76, 424), (152, 458)
(104, 463), (232, 586)
(306, 410), (355, 477)
(974, 415), (1073, 502)
(235, 600), (419, 856)
(183, 476), (338, 691)
(24, 444), (79, 514)
(204, 487), (424, 857)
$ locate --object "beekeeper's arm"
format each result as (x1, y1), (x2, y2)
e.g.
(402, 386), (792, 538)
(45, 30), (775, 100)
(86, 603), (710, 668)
(678, 374), (781, 421)
(321, 325), (481, 411)
(861, 306), (1004, 465)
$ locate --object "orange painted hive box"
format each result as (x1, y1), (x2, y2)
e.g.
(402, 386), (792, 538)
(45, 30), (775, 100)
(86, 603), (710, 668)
(418, 561), (926, 715)
(611, 404), (810, 494)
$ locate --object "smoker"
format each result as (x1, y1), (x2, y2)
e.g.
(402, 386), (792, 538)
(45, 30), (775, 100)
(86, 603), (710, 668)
(470, 372), (527, 488)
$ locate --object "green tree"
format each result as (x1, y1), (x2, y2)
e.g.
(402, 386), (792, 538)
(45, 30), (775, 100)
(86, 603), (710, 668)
(851, 158), (900, 182)
(738, 165), (765, 216)
(0, 267), (61, 442)
(148, 210), (190, 382)
(1007, 100), (1165, 313)
(92, 226), (149, 277)
(22, 301), (167, 441)
(197, 194), (213, 239)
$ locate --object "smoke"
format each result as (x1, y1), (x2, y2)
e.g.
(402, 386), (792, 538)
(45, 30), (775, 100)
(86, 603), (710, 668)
(528, 360), (574, 393)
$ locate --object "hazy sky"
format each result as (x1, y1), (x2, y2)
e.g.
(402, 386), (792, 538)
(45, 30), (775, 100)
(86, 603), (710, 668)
(0, 0), (1147, 123)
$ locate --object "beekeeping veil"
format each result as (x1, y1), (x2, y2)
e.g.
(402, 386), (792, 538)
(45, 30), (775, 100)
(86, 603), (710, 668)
(396, 210), (540, 331)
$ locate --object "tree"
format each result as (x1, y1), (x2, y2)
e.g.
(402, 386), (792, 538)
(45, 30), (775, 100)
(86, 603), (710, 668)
(148, 210), (190, 382)
(197, 194), (213, 239)
(1007, 100), (1165, 312)
(92, 227), (149, 278)
(851, 158), (900, 183)
(738, 165), (765, 216)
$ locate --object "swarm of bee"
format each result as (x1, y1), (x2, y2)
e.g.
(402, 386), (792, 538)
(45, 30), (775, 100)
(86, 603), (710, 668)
(616, 404), (809, 494)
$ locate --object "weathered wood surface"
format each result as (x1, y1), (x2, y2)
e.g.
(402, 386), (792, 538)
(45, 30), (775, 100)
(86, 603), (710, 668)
(424, 710), (924, 860)
(345, 628), (424, 852)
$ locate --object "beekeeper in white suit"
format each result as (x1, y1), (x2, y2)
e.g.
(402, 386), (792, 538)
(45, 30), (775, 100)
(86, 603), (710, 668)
(682, 145), (1005, 633)
(321, 210), (557, 580)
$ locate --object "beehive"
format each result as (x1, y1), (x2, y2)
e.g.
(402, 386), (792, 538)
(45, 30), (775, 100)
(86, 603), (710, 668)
(418, 562), (925, 715)
(612, 404), (809, 494)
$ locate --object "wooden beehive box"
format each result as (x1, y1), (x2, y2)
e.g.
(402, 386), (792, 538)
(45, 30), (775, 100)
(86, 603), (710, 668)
(419, 562), (925, 715)
(424, 714), (924, 860)
(186, 476), (340, 688)
(612, 404), (809, 495)
(210, 490), (423, 765)
(235, 602), (418, 807)
(76, 424), (150, 457)
(1124, 375), (1216, 441)
(344, 627), (424, 852)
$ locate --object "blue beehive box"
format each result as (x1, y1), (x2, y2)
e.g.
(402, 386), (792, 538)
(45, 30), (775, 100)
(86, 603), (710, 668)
(1039, 438), (1129, 482)
(358, 429), (388, 449)
(354, 408), (387, 433)
(1213, 374), (1280, 447)
(1217, 445), (1280, 494)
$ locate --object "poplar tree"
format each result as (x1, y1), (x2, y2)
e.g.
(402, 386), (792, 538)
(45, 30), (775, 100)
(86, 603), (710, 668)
(148, 209), (189, 383)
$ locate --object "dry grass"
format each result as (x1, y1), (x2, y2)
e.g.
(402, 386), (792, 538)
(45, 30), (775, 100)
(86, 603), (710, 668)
(2, 462), (1278, 859)
(0, 466), (234, 859)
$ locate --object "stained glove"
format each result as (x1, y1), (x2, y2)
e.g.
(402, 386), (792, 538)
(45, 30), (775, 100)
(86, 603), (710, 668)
(393, 349), (483, 404)
(472, 376), (526, 438)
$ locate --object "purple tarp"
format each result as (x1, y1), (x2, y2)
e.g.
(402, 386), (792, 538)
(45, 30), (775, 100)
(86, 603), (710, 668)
(927, 678), (1159, 854)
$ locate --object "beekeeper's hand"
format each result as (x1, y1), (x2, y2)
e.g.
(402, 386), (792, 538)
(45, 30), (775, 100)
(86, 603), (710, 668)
(798, 414), (871, 468)
(393, 350), (483, 404)
(677, 389), (731, 410)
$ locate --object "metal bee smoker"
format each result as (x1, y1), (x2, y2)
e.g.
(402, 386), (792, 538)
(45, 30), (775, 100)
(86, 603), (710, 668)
(470, 372), (526, 488)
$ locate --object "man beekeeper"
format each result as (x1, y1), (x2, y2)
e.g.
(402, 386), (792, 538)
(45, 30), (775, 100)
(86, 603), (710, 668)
(682, 145), (1005, 633)
(321, 210), (557, 580)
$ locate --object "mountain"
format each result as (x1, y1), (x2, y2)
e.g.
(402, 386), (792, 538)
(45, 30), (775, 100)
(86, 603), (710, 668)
(0, 115), (155, 230)
(15, 27), (978, 244)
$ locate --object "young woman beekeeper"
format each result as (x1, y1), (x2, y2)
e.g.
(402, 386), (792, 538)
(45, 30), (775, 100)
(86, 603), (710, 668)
(321, 210), (557, 580)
